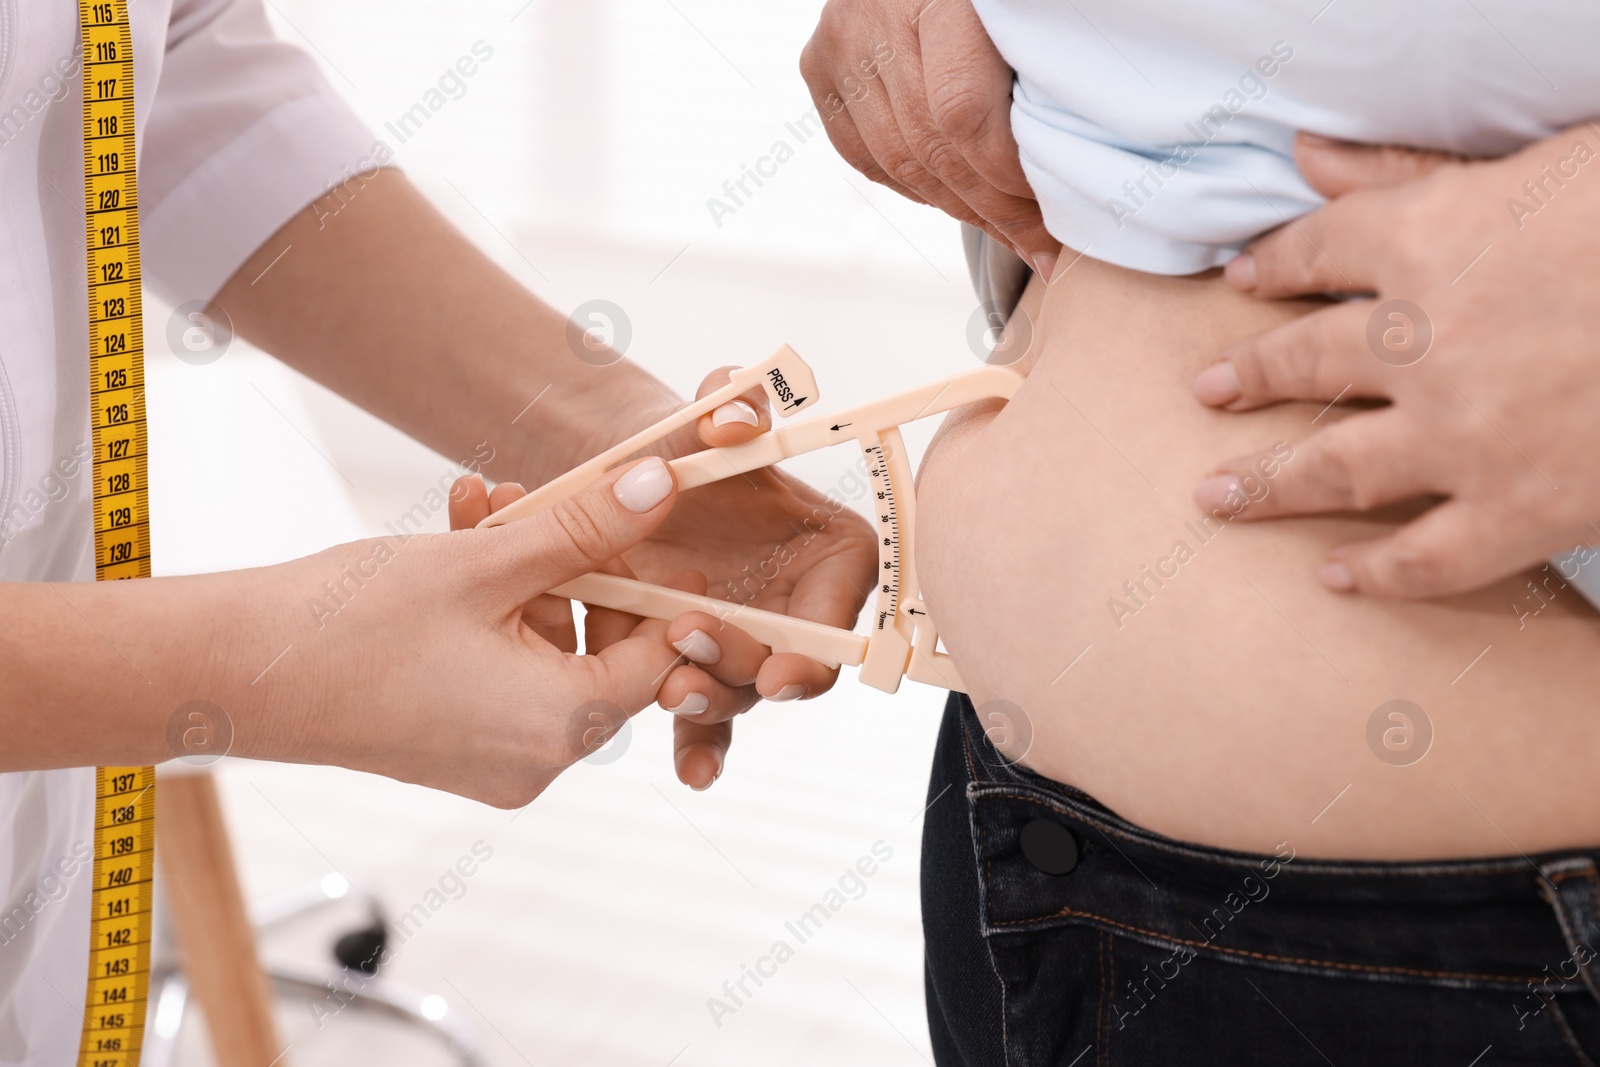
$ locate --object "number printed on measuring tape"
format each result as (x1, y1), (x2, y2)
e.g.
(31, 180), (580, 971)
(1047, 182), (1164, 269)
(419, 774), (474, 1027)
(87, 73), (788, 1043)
(78, 1), (155, 1063)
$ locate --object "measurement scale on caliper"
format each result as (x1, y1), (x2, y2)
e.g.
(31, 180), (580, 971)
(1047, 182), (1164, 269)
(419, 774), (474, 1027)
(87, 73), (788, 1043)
(480, 347), (1023, 693)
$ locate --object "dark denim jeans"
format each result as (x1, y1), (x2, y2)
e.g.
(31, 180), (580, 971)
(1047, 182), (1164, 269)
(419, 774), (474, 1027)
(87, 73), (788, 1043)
(923, 693), (1600, 1065)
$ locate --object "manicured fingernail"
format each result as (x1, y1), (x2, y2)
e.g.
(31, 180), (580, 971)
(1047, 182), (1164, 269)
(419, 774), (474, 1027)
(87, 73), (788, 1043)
(1225, 254), (1256, 290)
(665, 693), (709, 717)
(710, 400), (760, 428)
(770, 684), (806, 702)
(672, 629), (721, 665)
(1194, 475), (1243, 514)
(499, 481), (525, 495)
(1031, 251), (1058, 282)
(1320, 561), (1356, 591)
(613, 456), (673, 512)
(678, 751), (723, 793)
(689, 749), (723, 791)
(1194, 362), (1242, 406)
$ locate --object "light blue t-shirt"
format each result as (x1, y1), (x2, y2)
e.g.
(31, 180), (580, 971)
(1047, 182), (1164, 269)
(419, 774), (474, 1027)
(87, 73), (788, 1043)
(973, 0), (1600, 275)
(969, 0), (1600, 600)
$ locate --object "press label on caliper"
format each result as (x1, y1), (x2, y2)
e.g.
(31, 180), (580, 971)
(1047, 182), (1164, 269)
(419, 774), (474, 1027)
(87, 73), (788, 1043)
(759, 345), (820, 417)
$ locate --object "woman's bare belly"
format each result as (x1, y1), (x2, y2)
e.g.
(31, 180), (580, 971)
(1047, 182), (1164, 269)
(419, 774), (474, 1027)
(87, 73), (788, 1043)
(915, 255), (1600, 860)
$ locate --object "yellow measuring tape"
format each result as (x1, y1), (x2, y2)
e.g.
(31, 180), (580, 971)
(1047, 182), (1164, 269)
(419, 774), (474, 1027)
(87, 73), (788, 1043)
(78, 0), (155, 1063)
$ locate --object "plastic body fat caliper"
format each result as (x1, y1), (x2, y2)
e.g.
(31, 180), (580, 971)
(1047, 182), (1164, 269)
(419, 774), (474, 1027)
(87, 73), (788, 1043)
(479, 346), (1023, 694)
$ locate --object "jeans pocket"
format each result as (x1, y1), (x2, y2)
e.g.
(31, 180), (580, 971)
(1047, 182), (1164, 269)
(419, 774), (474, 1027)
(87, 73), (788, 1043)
(978, 912), (1600, 1067)
(972, 918), (1105, 1067)
(1101, 936), (1597, 1066)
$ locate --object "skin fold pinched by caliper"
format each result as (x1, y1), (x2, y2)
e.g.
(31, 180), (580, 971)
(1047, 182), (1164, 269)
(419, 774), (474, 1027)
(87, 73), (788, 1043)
(479, 347), (1023, 693)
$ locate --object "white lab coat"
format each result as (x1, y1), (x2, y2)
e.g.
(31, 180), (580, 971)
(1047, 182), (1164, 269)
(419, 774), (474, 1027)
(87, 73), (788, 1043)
(0, 1), (372, 1059)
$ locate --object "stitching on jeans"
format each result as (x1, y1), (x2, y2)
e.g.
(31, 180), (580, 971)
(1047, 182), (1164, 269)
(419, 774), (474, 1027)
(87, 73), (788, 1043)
(973, 760), (997, 933)
(1546, 997), (1598, 1067)
(1094, 931), (1104, 1067)
(1100, 931), (1111, 1067)
(1544, 854), (1595, 876)
(989, 904), (1549, 984)
(959, 704), (981, 786)
(1581, 876), (1600, 958)
(965, 741), (1015, 1067)
(970, 785), (1539, 878)
(1585, 878), (1600, 938)
(1583, 880), (1600, 971)
(1545, 867), (1600, 1006)
(976, 783), (1534, 876)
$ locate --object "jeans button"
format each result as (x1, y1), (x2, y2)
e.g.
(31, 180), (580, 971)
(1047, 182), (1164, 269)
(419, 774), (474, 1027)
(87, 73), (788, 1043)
(1021, 818), (1079, 875)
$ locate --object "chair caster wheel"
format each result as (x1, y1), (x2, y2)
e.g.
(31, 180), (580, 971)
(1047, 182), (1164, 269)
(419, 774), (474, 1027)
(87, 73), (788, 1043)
(334, 923), (387, 975)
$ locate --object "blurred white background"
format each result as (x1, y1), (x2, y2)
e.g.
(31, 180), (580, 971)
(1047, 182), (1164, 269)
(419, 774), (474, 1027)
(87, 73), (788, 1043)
(144, 1), (993, 1064)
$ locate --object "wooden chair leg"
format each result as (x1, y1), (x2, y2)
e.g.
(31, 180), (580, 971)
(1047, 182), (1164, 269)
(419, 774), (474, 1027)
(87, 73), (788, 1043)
(156, 770), (286, 1067)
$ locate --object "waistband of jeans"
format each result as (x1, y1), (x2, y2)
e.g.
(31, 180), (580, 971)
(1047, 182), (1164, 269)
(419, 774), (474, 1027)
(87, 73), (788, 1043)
(951, 693), (1598, 989)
